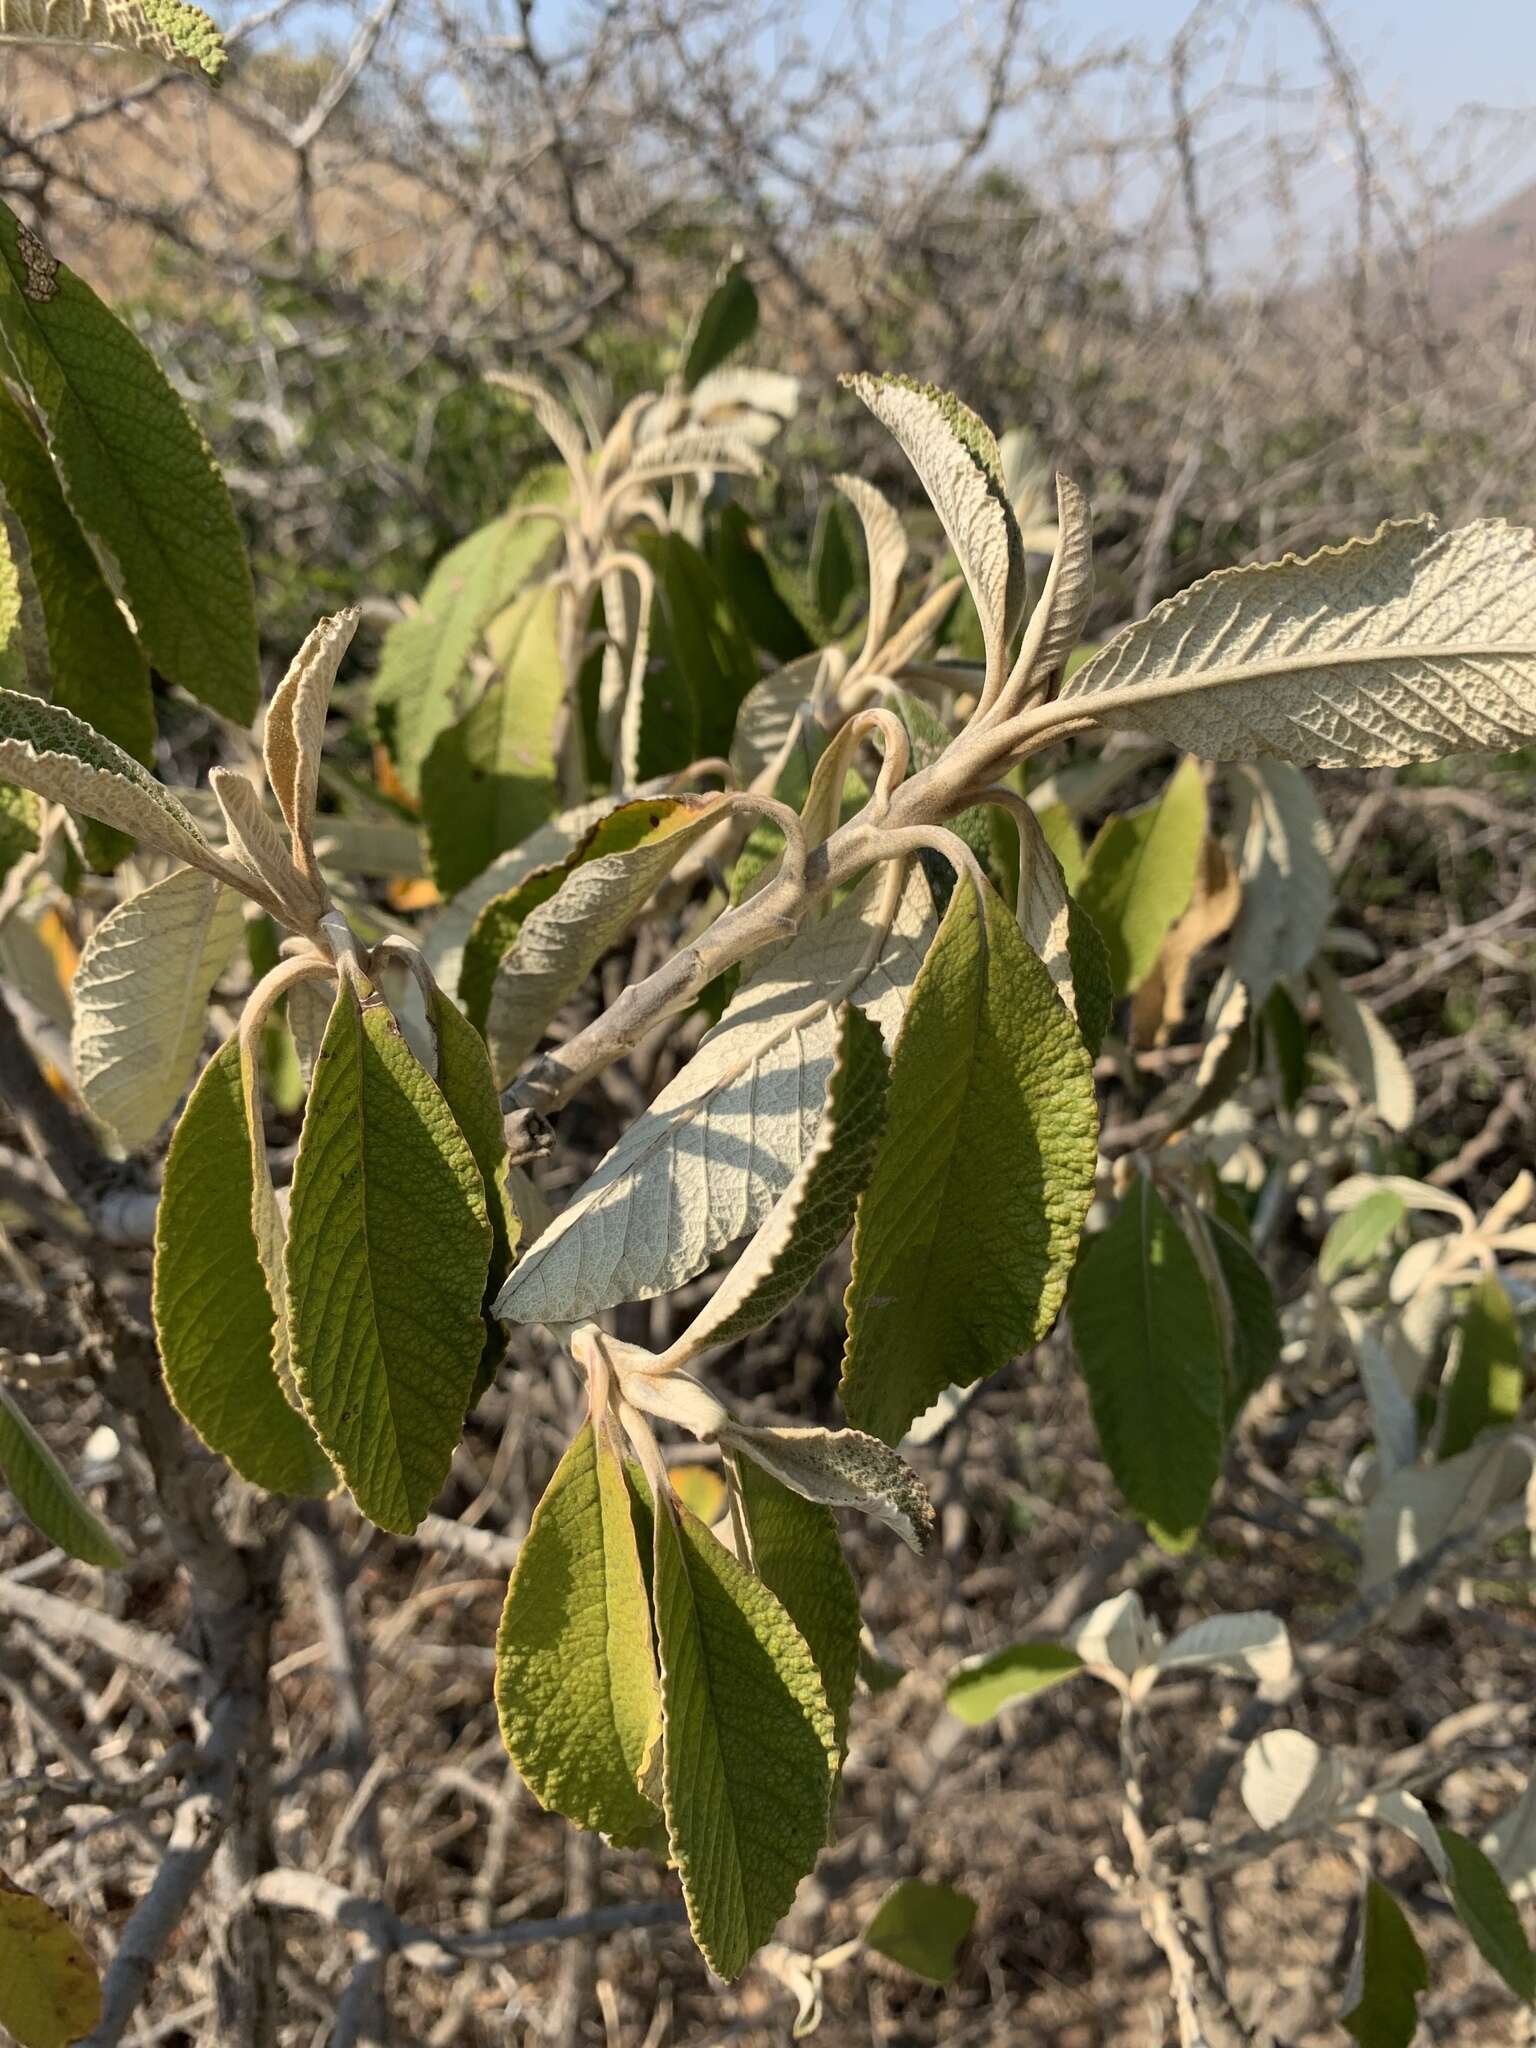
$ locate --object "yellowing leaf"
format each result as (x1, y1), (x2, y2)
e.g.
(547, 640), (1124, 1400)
(71, 868), (245, 1149)
(154, 1038), (333, 1497)
(1061, 518), (1536, 767)
(420, 584), (566, 896)
(840, 875), (1098, 1445)
(1077, 756), (1206, 996)
(0, 1874), (101, 2048)
(286, 987), (491, 1532)
(652, 1497), (836, 1979)
(496, 1422), (662, 1845)
(481, 793), (729, 1079)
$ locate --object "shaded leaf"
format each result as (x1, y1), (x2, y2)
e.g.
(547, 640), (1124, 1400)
(1439, 1826), (1536, 2001)
(1222, 760), (1332, 1006)
(0, 1873), (101, 2048)
(154, 1038), (332, 1496)
(861, 1881), (976, 1984)
(682, 264), (758, 386)
(1342, 1881), (1427, 2048)
(1068, 1176), (1226, 1552)
(0, 1383), (124, 1567)
(1312, 960), (1415, 1133)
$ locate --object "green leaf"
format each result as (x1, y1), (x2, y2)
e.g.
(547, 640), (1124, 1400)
(1320, 1189), (1408, 1284)
(495, 1422), (662, 1845)
(1066, 894), (1113, 1057)
(708, 503), (814, 663)
(682, 263), (759, 386)
(374, 468), (568, 791)
(286, 986), (491, 1532)
(0, 500), (23, 691)
(945, 1642), (1083, 1724)
(1342, 1881), (1427, 2048)
(628, 531), (760, 780)
(0, 0), (225, 74)
(71, 869), (245, 1149)
(652, 1495), (836, 1980)
(663, 1004), (888, 1364)
(0, 776), (38, 881)
(481, 793), (729, 1083)
(1208, 1212), (1282, 1405)
(840, 875), (1098, 1445)
(0, 202), (257, 721)
(861, 1880), (976, 1984)
(1264, 983), (1310, 1109)
(419, 584), (565, 898)
(1068, 1175), (1226, 1552)
(0, 384), (153, 775)
(429, 987), (519, 1378)
(0, 1383), (124, 1567)
(1437, 1826), (1536, 2002)
(1076, 756), (1206, 995)
(154, 1038), (333, 1497)
(0, 1872), (102, 2048)
(0, 687), (219, 871)
(734, 1453), (861, 1758)
(1035, 800), (1084, 891)
(1439, 1275), (1525, 1462)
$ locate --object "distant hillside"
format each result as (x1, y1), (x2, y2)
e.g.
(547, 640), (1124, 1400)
(1423, 178), (1536, 318)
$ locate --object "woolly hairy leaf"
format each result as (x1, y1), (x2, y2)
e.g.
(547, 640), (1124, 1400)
(946, 1642), (1083, 1724)
(420, 583), (565, 896)
(1241, 1728), (1347, 1831)
(1069, 1177), (1226, 1551)
(734, 1454), (861, 1758)
(652, 1498), (836, 1980)
(264, 608), (357, 876)
(1012, 800), (1083, 1023)
(1360, 1435), (1510, 1610)
(496, 865), (937, 1327)
(0, 203), (256, 717)
(1076, 756), (1206, 995)
(1437, 1827), (1536, 2002)
(846, 374), (1026, 689)
(482, 794), (729, 1082)
(154, 1038), (333, 1496)
(840, 875), (1098, 1445)
(495, 1423), (662, 1844)
(0, 688), (223, 872)
(728, 651), (821, 786)
(661, 1004), (888, 1365)
(1157, 1611), (1292, 1686)
(724, 1423), (933, 1555)
(832, 473), (908, 661)
(0, 1874), (101, 2048)
(286, 988), (491, 1532)
(1062, 517), (1536, 766)
(1312, 960), (1415, 1132)
(1130, 835), (1240, 1047)
(1010, 472), (1093, 695)
(1438, 1274), (1524, 1461)
(1342, 1881), (1427, 2048)
(1222, 760), (1332, 1005)
(861, 1881), (976, 1984)
(0, 0), (224, 73)
(0, 1383), (123, 1567)
(72, 869), (244, 1148)
(0, 386), (153, 774)
(375, 469), (567, 791)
